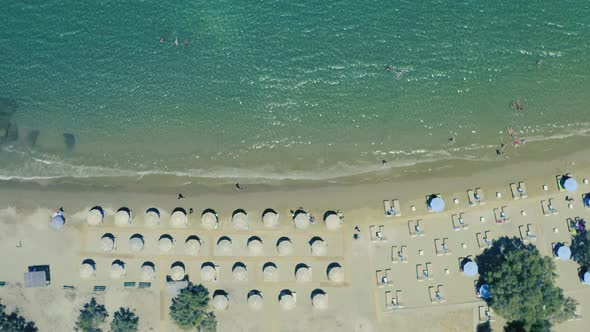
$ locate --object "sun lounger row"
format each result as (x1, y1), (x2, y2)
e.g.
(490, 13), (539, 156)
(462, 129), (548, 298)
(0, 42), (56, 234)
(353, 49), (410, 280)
(384, 289), (404, 310)
(384, 199), (401, 217)
(510, 182), (527, 199)
(518, 224), (536, 243)
(467, 188), (485, 206)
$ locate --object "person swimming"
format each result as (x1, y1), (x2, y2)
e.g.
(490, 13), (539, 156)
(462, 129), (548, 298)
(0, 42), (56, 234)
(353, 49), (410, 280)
(184, 38), (190, 46)
(385, 65), (393, 72)
(160, 37), (165, 43)
(173, 37), (179, 46)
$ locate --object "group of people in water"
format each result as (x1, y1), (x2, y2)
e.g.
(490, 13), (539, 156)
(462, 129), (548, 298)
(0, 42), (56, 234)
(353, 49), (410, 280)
(160, 36), (189, 46)
(509, 98), (524, 111)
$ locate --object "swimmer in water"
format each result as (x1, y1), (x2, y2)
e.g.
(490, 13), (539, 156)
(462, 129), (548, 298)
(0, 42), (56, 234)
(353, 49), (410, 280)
(160, 37), (165, 44)
(385, 65), (393, 72)
(173, 37), (179, 46)
(184, 38), (190, 46)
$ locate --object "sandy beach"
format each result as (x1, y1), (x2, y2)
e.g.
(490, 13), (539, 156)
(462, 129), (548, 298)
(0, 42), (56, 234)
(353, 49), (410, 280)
(2, 135), (590, 331)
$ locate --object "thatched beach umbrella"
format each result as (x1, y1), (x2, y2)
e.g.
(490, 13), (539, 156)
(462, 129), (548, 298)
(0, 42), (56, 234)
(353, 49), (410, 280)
(129, 234), (144, 252)
(293, 211), (311, 230)
(247, 236), (264, 256)
(114, 207), (131, 226)
(110, 260), (125, 279)
(310, 237), (327, 256)
(217, 237), (232, 254)
(185, 236), (201, 255)
(201, 264), (217, 282)
(295, 264), (312, 282)
(247, 292), (263, 311)
(87, 206), (104, 225)
(324, 213), (342, 230)
(159, 235), (174, 252)
(100, 233), (116, 252)
(262, 209), (279, 228)
(232, 210), (249, 230)
(277, 237), (294, 256)
(79, 261), (95, 279)
(170, 263), (185, 281)
(279, 291), (296, 311)
(312, 290), (328, 310)
(232, 263), (248, 281)
(201, 210), (218, 230)
(212, 292), (229, 310)
(145, 208), (160, 226)
(141, 263), (155, 281)
(263, 263), (278, 282)
(170, 208), (187, 228)
(327, 264), (344, 283)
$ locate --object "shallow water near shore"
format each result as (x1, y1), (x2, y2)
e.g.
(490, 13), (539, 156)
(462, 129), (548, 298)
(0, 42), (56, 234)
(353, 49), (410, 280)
(1, 0), (590, 181)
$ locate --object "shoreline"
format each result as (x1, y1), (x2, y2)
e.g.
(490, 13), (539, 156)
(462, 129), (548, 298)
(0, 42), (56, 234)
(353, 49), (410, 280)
(1, 123), (589, 185)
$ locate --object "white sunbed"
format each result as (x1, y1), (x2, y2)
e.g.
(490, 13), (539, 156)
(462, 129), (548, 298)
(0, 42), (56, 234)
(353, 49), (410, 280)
(518, 182), (528, 198)
(376, 270), (385, 287)
(378, 225), (387, 241)
(484, 231), (493, 246)
(510, 183), (520, 200)
(451, 214), (461, 231)
(392, 199), (401, 216)
(541, 200), (550, 216)
(391, 246), (399, 264)
(425, 262), (433, 280)
(369, 225), (378, 242)
(467, 189), (476, 206)
(408, 220), (417, 237)
(385, 291), (395, 310)
(416, 264), (425, 282)
(385, 269), (393, 286)
(383, 200), (393, 217)
(475, 188), (485, 204)
(548, 198), (558, 215)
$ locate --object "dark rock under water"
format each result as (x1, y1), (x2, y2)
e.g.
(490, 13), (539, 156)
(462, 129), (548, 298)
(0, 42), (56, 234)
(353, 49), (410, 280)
(0, 98), (18, 142)
(63, 133), (76, 151)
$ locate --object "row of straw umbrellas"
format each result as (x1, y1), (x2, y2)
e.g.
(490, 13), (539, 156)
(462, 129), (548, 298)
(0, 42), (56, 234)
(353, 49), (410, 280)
(86, 207), (343, 230)
(79, 260), (344, 284)
(209, 289), (329, 311)
(98, 233), (329, 256)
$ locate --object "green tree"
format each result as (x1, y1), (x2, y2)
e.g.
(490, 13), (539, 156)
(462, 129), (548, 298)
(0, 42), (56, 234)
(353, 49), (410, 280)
(110, 307), (139, 332)
(504, 319), (551, 332)
(169, 283), (216, 330)
(75, 298), (108, 332)
(198, 312), (217, 332)
(476, 321), (491, 332)
(476, 237), (575, 328)
(0, 301), (37, 332)
(571, 230), (590, 267)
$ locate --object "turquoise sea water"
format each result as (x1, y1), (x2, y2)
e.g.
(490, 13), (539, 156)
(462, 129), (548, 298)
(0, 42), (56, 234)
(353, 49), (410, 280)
(1, 0), (590, 180)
